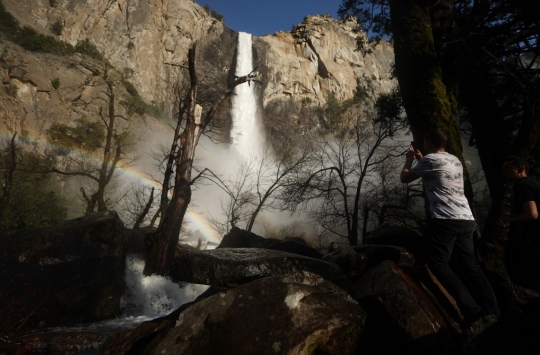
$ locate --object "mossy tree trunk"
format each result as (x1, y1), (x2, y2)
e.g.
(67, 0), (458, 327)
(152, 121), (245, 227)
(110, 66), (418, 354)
(388, 0), (474, 208)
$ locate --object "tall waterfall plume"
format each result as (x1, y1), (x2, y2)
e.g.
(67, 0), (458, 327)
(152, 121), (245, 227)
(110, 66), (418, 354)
(230, 32), (264, 156)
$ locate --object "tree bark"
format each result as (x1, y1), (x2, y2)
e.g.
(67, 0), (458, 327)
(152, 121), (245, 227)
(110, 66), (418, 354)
(144, 44), (254, 275)
(389, 0), (474, 209)
(0, 133), (17, 219)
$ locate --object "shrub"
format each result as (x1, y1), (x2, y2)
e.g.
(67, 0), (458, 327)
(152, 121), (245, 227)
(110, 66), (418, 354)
(121, 95), (165, 119)
(75, 39), (103, 61)
(202, 4), (224, 22)
(123, 80), (138, 96)
(0, 145), (67, 231)
(47, 118), (105, 152)
(5, 84), (17, 97)
(354, 84), (368, 103)
(51, 78), (60, 90)
(301, 97), (313, 106)
(0, 3), (74, 55)
(0, 2), (19, 36)
(127, 41), (134, 50)
(51, 19), (63, 36)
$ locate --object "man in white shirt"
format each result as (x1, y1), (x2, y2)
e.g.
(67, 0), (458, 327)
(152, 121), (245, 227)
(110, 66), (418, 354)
(400, 128), (500, 325)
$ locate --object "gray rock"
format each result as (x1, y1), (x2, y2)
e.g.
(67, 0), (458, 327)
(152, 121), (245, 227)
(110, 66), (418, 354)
(147, 273), (366, 355)
(323, 244), (416, 279)
(0, 211), (127, 333)
(351, 260), (454, 353)
(170, 248), (347, 288)
(218, 227), (323, 259)
(0, 332), (108, 355)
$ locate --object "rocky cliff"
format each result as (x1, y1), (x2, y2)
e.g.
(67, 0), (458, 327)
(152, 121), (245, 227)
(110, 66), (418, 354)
(1, 0), (236, 141)
(1, 0), (395, 141)
(254, 14), (395, 140)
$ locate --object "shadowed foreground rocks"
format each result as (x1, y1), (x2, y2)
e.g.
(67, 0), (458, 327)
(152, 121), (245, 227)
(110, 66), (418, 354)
(0, 211), (127, 333)
(351, 260), (454, 354)
(322, 244), (415, 279)
(218, 227), (324, 259)
(140, 273), (365, 355)
(2, 224), (540, 354)
(0, 332), (108, 354)
(170, 247), (347, 287)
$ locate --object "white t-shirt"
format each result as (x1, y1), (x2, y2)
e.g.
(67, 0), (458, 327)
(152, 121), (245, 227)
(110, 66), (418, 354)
(411, 152), (474, 220)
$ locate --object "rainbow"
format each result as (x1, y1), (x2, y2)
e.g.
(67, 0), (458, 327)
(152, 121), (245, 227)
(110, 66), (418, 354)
(0, 131), (222, 244)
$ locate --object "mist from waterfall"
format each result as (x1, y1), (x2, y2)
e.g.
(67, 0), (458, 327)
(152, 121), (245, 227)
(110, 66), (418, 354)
(230, 32), (264, 156)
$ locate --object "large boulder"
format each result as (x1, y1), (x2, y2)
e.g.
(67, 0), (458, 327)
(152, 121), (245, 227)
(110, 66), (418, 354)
(0, 211), (127, 333)
(102, 287), (227, 355)
(323, 244), (416, 279)
(350, 260), (455, 353)
(170, 248), (347, 288)
(365, 224), (428, 263)
(143, 273), (366, 355)
(218, 227), (323, 259)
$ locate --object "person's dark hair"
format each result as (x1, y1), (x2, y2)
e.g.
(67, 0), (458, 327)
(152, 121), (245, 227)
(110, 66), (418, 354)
(504, 155), (529, 174)
(424, 128), (448, 148)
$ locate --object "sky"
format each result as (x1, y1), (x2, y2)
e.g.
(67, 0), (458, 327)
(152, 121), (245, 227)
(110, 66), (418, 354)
(194, 0), (344, 37)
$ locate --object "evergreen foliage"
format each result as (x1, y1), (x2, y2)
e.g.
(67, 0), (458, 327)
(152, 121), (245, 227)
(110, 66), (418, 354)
(47, 118), (105, 153)
(122, 80), (138, 96)
(74, 39), (104, 61)
(4, 83), (17, 97)
(51, 19), (63, 36)
(51, 77), (60, 90)
(0, 2), (73, 55)
(121, 80), (166, 119)
(0, 146), (67, 231)
(202, 4), (224, 22)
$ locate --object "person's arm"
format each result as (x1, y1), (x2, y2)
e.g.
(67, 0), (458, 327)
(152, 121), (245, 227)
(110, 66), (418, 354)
(400, 146), (421, 183)
(505, 201), (539, 224)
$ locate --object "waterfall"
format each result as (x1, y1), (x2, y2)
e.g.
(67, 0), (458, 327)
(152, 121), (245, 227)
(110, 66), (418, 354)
(230, 32), (264, 156)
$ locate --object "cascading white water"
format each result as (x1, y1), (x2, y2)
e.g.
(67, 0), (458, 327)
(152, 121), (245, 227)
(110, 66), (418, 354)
(47, 254), (209, 333)
(230, 32), (264, 156)
(121, 254), (209, 320)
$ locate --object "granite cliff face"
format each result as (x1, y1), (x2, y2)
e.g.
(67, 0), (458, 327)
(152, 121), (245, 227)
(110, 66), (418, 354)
(254, 14), (395, 139)
(2, 0), (229, 104)
(256, 15), (394, 110)
(1, 0), (395, 143)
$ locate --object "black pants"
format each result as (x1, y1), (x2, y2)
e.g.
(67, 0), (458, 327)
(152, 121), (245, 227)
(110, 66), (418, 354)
(426, 219), (500, 319)
(506, 225), (540, 292)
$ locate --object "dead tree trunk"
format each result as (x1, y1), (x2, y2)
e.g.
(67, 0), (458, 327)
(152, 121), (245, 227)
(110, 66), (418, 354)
(144, 44), (254, 275)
